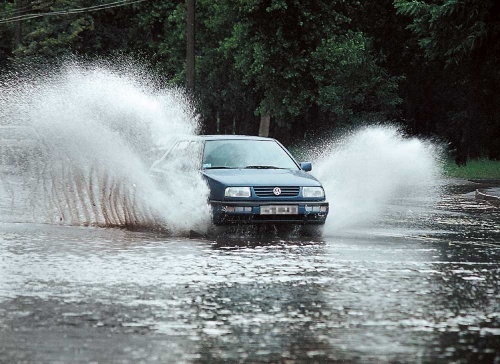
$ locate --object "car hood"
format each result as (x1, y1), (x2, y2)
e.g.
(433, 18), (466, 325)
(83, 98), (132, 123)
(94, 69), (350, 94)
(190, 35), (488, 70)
(201, 168), (322, 187)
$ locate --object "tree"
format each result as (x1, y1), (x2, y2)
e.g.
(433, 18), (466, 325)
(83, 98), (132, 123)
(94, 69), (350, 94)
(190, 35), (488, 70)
(9, 0), (95, 62)
(0, 1), (16, 70)
(0, 0), (402, 144)
(395, 0), (500, 163)
(194, 0), (400, 141)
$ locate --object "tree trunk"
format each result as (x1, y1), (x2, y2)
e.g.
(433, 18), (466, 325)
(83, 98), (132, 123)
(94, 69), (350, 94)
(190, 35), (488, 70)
(258, 114), (270, 137)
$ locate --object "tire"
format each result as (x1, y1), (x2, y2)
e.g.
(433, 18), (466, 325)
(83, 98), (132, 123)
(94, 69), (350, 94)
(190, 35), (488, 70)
(300, 225), (324, 238)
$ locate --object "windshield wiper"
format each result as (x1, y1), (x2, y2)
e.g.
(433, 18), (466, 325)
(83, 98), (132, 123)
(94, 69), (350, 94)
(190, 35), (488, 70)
(204, 166), (234, 169)
(244, 165), (285, 169)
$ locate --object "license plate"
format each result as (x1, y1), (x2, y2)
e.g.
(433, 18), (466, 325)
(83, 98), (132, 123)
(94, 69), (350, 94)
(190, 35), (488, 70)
(260, 205), (298, 215)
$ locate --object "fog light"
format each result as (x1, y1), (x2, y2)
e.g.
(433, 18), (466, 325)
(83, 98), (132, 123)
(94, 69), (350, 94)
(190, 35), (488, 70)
(228, 206), (252, 213)
(306, 206), (322, 212)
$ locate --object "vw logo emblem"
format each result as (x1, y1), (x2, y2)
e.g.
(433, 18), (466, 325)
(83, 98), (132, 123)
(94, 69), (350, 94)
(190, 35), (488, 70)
(273, 187), (282, 196)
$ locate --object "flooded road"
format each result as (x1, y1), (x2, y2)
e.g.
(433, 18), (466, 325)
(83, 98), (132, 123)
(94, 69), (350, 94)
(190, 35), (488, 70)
(1, 179), (499, 363)
(1, 65), (497, 363)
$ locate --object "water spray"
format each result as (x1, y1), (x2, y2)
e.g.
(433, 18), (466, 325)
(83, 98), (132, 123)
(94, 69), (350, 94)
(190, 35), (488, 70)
(0, 61), (444, 237)
(0, 61), (211, 234)
(312, 125), (443, 234)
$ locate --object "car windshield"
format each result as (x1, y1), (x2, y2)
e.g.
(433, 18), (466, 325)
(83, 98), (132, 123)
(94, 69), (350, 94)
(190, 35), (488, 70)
(202, 139), (299, 170)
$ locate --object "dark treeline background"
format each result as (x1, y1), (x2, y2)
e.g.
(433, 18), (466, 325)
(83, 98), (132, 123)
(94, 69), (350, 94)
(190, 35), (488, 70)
(0, 0), (499, 164)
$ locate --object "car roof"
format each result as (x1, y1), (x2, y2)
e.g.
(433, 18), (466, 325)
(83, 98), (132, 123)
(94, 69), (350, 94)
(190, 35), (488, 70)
(178, 135), (276, 142)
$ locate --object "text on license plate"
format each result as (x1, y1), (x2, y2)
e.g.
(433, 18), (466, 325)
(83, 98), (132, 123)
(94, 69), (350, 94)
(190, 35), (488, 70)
(260, 205), (298, 215)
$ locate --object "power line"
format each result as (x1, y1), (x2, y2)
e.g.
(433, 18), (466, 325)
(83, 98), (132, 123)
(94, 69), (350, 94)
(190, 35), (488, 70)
(0, 0), (149, 25)
(0, 4), (35, 18)
(0, 0), (147, 23)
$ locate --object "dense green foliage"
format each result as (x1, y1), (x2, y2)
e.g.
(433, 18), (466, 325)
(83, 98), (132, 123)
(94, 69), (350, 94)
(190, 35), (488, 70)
(395, 0), (500, 164)
(0, 0), (499, 163)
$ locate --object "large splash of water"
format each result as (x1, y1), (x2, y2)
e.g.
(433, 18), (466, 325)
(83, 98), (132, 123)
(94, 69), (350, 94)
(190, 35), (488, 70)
(0, 61), (211, 234)
(313, 125), (443, 234)
(0, 61), (443, 236)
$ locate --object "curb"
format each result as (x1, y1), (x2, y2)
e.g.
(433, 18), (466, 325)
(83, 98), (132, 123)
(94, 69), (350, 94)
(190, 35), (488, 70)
(475, 189), (500, 207)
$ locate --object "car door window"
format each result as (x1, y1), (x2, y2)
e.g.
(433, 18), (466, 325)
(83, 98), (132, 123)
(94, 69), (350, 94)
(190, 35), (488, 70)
(153, 140), (201, 172)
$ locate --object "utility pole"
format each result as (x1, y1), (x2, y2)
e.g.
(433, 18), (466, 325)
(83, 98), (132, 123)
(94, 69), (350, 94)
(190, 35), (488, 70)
(15, 0), (24, 47)
(186, 0), (195, 93)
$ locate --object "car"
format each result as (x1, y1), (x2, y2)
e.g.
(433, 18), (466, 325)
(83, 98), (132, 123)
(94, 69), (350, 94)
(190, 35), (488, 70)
(150, 135), (329, 230)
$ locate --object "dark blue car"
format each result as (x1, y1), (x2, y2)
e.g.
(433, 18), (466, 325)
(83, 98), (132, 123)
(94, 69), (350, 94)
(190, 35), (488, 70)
(151, 135), (329, 229)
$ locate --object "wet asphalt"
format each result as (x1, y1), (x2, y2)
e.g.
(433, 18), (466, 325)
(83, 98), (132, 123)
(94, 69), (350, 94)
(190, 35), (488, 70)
(0, 180), (499, 363)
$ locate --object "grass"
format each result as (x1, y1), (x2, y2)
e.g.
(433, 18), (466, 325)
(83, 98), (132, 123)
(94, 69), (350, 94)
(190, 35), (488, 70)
(443, 159), (500, 179)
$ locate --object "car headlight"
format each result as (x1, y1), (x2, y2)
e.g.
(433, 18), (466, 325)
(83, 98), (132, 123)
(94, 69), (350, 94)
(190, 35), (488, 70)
(303, 186), (325, 198)
(225, 187), (251, 198)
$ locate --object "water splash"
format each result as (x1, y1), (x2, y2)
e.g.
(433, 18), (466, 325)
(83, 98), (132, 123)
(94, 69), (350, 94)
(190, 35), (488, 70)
(0, 62), (444, 236)
(0, 61), (211, 234)
(313, 125), (443, 234)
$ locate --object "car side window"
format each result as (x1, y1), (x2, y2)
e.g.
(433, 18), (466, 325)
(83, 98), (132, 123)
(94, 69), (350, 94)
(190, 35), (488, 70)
(153, 140), (201, 172)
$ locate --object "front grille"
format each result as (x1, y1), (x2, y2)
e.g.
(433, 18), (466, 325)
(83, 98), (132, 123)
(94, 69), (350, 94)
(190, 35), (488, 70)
(253, 186), (300, 197)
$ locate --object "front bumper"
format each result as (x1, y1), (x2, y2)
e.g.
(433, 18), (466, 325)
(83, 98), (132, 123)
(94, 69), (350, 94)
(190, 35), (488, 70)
(210, 200), (329, 225)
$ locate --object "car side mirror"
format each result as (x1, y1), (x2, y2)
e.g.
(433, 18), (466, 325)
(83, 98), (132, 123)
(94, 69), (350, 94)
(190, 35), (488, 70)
(300, 162), (312, 172)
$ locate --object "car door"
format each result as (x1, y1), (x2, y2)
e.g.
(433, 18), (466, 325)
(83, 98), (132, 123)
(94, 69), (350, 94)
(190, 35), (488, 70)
(150, 140), (203, 190)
